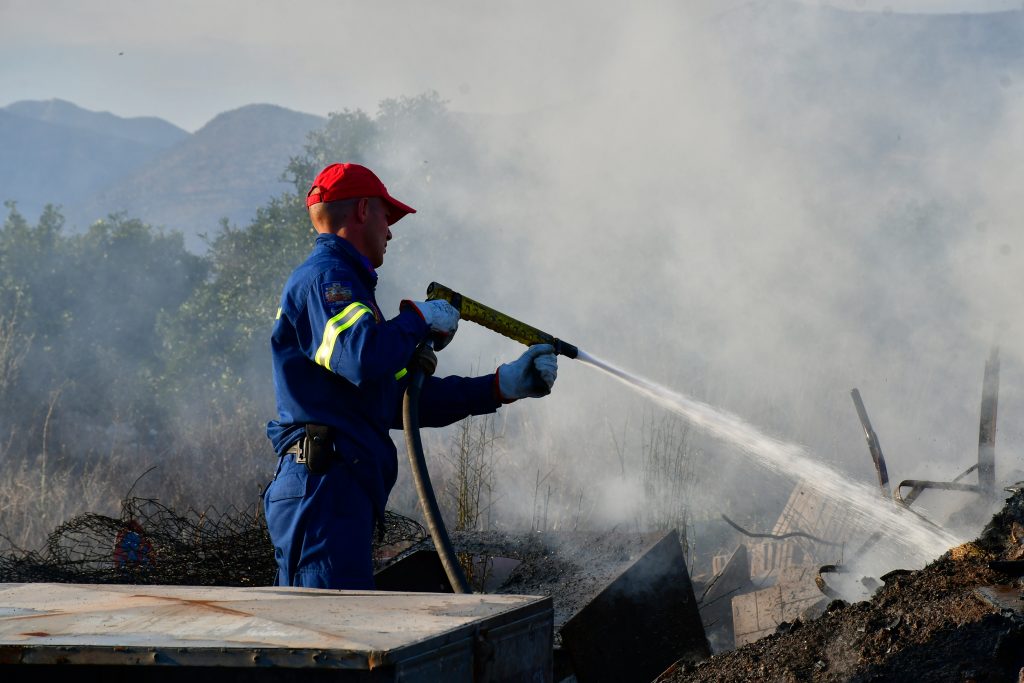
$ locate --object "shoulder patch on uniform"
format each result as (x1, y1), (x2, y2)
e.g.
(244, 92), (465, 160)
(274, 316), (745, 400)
(322, 281), (353, 306)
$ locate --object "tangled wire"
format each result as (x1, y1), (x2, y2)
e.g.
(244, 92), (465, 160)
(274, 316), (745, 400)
(0, 497), (426, 586)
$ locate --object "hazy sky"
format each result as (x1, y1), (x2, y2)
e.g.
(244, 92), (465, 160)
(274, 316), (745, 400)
(1, 0), (1021, 131)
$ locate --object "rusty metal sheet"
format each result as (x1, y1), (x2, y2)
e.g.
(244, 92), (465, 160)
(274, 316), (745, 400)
(976, 585), (1024, 614)
(0, 583), (552, 678)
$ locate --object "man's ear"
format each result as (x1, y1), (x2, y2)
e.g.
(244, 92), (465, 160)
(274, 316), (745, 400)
(355, 197), (370, 223)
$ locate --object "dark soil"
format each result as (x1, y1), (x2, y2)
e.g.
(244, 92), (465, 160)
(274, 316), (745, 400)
(661, 492), (1024, 683)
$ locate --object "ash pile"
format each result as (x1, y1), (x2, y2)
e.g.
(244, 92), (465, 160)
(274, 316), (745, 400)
(652, 346), (1024, 682)
(662, 488), (1024, 683)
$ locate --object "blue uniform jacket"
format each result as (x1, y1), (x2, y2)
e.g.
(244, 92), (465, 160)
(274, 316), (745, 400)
(267, 233), (500, 515)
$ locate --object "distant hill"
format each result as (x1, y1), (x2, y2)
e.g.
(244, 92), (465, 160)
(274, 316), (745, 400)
(75, 104), (325, 250)
(5, 98), (188, 149)
(0, 100), (325, 251)
(0, 101), (185, 221)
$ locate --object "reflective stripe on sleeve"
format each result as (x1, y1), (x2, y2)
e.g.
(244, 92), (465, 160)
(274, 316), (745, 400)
(394, 368), (408, 380)
(315, 302), (374, 369)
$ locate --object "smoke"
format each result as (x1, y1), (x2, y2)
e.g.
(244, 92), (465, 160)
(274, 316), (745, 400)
(375, 2), (1024, 548)
(6, 0), (1024, 563)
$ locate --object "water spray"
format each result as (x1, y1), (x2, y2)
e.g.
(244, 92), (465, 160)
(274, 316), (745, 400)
(407, 283), (963, 594)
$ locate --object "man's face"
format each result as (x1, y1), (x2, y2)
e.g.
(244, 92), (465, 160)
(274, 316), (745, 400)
(363, 197), (393, 268)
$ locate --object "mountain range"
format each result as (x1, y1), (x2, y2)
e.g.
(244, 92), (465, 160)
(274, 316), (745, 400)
(0, 99), (324, 250)
(4, 6), (1024, 252)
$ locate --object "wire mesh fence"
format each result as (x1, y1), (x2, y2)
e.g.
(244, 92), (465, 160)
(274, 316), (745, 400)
(0, 496), (426, 585)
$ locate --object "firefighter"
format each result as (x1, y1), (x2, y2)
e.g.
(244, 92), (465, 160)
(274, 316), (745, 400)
(265, 163), (557, 589)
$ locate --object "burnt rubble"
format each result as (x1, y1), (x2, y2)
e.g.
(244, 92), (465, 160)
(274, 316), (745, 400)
(659, 490), (1024, 683)
(4, 490), (1024, 681)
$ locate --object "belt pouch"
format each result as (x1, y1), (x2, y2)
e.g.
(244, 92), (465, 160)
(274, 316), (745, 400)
(303, 423), (334, 475)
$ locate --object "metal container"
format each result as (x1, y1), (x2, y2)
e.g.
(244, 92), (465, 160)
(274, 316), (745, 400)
(0, 583), (552, 682)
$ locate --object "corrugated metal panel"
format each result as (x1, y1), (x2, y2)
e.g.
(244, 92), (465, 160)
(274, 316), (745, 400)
(0, 583), (552, 680)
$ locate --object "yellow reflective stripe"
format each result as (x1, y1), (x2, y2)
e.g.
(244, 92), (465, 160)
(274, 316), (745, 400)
(394, 368), (408, 381)
(315, 302), (373, 368)
(275, 307), (282, 320)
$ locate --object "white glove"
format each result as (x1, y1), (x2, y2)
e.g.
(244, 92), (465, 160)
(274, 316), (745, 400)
(402, 300), (459, 350)
(497, 344), (558, 402)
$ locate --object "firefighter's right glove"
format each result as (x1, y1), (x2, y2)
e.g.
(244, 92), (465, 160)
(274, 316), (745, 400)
(497, 344), (558, 402)
(401, 300), (459, 350)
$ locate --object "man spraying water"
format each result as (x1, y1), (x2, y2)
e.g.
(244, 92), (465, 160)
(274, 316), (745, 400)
(263, 163), (558, 590)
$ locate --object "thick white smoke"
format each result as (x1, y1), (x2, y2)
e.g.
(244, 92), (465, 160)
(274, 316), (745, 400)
(6, 0), (1022, 556)
(390, 2), (1024, 544)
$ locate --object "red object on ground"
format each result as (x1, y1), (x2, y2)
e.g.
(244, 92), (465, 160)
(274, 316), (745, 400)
(112, 520), (154, 569)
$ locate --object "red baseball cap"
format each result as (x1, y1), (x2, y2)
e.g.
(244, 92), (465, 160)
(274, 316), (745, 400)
(306, 163), (417, 225)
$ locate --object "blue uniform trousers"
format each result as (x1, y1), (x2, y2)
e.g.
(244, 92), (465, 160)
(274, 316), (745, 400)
(263, 454), (376, 589)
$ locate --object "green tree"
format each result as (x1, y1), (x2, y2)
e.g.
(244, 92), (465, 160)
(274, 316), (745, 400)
(159, 194), (311, 410)
(0, 203), (64, 342)
(0, 203), (205, 451)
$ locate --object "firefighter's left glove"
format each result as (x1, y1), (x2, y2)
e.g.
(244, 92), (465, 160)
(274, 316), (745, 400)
(497, 344), (558, 402)
(401, 300), (459, 351)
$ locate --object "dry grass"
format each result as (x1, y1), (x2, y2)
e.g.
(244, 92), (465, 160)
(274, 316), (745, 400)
(442, 412), (502, 532)
(0, 402), (273, 553)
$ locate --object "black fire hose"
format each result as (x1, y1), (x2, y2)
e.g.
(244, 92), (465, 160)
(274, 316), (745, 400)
(402, 343), (472, 594)
(401, 284), (580, 595)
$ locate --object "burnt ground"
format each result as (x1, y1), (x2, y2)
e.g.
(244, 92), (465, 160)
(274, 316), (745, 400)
(661, 491), (1024, 683)
(415, 529), (667, 646)
(10, 492), (1024, 681)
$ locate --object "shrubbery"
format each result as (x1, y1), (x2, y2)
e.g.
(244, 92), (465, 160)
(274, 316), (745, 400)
(0, 93), (481, 548)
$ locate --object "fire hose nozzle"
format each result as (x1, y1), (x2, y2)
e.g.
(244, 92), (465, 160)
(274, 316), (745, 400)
(426, 282), (579, 359)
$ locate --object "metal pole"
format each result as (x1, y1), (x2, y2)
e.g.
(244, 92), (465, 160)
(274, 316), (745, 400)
(851, 389), (890, 499)
(978, 346), (1000, 498)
